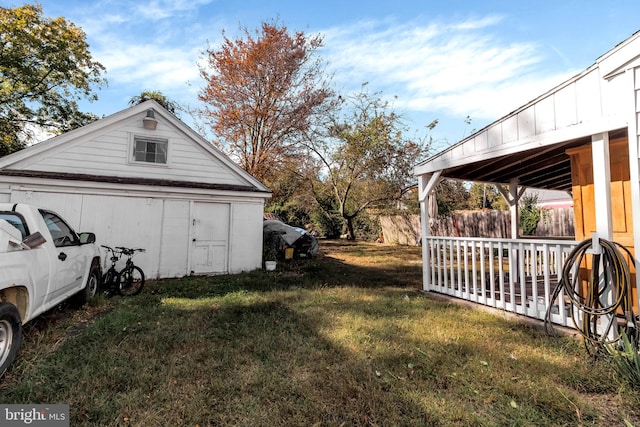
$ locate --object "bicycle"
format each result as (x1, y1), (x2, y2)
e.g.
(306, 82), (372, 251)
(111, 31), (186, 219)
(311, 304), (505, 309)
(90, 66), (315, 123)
(100, 245), (146, 296)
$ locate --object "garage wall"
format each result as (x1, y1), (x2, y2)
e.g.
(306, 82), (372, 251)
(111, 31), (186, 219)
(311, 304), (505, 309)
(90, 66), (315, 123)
(159, 200), (190, 278)
(81, 195), (163, 276)
(8, 187), (264, 279)
(10, 190), (162, 276)
(229, 202), (264, 273)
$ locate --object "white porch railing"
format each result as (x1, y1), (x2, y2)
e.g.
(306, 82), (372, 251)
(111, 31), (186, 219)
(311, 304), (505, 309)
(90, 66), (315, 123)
(423, 236), (579, 327)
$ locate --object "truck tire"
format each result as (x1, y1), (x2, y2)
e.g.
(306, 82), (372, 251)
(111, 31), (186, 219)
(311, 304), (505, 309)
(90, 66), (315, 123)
(0, 303), (22, 376)
(72, 267), (100, 307)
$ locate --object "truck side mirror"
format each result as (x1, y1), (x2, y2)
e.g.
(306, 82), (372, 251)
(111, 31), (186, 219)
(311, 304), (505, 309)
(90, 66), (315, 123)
(79, 232), (96, 244)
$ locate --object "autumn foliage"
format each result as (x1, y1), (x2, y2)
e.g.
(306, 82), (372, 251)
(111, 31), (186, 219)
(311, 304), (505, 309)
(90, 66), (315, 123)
(198, 23), (333, 183)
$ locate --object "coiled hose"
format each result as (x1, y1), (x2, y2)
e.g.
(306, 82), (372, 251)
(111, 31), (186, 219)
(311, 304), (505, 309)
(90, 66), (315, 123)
(544, 237), (638, 355)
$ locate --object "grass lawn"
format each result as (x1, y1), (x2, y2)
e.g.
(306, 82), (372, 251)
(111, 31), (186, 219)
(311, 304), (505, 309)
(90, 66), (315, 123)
(1, 240), (639, 426)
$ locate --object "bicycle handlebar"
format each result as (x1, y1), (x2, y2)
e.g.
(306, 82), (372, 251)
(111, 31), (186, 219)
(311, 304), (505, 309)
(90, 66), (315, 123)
(115, 247), (146, 255)
(101, 245), (145, 255)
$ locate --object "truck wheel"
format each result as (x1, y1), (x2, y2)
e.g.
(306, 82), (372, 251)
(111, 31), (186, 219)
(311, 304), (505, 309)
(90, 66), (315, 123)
(0, 303), (22, 376)
(72, 268), (100, 307)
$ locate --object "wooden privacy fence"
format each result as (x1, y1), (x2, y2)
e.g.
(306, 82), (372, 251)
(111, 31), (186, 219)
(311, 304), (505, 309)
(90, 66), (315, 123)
(379, 208), (575, 244)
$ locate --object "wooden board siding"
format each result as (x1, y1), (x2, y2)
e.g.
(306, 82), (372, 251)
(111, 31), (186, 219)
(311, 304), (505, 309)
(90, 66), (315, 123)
(567, 137), (634, 246)
(566, 137), (637, 310)
(417, 68), (607, 175)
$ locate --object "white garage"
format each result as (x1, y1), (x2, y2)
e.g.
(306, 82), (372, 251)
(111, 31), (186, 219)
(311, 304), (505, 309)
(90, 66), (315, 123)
(0, 100), (271, 278)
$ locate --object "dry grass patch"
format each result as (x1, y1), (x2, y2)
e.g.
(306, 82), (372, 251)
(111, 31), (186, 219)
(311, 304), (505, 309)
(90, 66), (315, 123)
(0, 240), (638, 426)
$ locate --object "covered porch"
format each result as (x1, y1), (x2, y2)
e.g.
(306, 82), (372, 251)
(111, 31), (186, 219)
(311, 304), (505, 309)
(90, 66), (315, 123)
(414, 30), (640, 328)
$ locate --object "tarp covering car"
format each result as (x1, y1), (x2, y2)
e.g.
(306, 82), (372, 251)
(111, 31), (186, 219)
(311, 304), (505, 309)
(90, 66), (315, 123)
(263, 220), (319, 258)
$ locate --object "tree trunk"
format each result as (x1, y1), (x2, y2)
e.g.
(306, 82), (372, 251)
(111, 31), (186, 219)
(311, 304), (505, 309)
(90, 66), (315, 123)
(345, 216), (356, 240)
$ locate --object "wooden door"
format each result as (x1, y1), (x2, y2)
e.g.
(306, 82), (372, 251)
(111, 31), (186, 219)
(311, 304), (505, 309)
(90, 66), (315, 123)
(190, 202), (229, 275)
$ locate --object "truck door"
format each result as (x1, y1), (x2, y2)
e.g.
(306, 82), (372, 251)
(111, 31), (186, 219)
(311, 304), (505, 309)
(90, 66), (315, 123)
(40, 210), (87, 303)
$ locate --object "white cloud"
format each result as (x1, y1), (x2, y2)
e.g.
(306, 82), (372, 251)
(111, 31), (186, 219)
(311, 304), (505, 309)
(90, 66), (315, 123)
(97, 42), (201, 89)
(322, 16), (576, 122)
(71, 1), (214, 98)
(65, 4), (579, 139)
(133, 0), (216, 21)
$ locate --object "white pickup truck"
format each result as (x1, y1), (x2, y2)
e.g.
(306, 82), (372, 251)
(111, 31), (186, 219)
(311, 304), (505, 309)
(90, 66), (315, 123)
(0, 203), (101, 375)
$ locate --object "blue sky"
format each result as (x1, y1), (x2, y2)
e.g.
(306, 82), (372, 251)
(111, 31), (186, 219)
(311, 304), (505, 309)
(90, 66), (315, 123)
(14, 0), (640, 151)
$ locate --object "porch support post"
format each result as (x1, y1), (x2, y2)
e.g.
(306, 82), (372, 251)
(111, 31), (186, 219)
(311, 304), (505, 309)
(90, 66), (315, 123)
(419, 171), (442, 291)
(497, 179), (526, 239)
(591, 132), (613, 240)
(509, 179), (519, 239)
(591, 132), (614, 339)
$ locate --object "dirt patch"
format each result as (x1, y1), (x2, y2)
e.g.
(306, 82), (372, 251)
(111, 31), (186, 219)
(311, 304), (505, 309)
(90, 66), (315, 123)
(65, 305), (114, 338)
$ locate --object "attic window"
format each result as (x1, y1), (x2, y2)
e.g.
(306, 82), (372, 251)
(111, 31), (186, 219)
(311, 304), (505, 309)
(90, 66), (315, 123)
(133, 136), (167, 164)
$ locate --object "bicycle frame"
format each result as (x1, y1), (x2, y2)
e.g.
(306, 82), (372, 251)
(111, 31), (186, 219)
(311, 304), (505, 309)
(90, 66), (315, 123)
(100, 245), (123, 295)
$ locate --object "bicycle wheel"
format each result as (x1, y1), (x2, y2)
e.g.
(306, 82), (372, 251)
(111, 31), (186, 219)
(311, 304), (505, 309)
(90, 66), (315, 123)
(117, 266), (145, 296)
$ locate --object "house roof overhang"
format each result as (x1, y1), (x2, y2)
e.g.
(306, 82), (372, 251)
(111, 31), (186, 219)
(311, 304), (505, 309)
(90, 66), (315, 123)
(0, 169), (271, 194)
(423, 127), (627, 192)
(414, 30), (640, 193)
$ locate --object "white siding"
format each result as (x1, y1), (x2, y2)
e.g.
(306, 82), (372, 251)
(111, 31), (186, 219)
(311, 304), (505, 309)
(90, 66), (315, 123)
(159, 200), (190, 278)
(501, 115), (518, 144)
(15, 115), (247, 186)
(80, 195), (163, 277)
(7, 188), (265, 279)
(0, 101), (270, 280)
(415, 64), (628, 176)
(10, 191), (84, 226)
(554, 83), (578, 129)
(575, 70), (602, 122)
(535, 95), (556, 134)
(516, 106), (535, 140)
(229, 202), (264, 273)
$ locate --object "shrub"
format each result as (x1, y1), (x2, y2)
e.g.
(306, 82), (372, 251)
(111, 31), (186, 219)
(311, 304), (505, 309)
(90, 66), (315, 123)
(520, 194), (541, 236)
(604, 330), (640, 389)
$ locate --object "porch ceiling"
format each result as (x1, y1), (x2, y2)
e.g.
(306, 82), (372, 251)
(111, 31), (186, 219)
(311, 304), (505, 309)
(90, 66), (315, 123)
(437, 128), (627, 192)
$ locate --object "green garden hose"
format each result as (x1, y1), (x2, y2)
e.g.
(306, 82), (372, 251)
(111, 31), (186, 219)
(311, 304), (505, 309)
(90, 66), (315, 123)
(544, 237), (638, 355)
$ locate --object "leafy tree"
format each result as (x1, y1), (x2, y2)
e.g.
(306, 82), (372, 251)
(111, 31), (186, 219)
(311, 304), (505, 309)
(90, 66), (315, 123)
(434, 179), (469, 215)
(468, 183), (508, 210)
(0, 4), (106, 155)
(129, 90), (180, 116)
(304, 87), (433, 240)
(519, 193), (541, 235)
(197, 22), (334, 184)
(264, 157), (314, 225)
